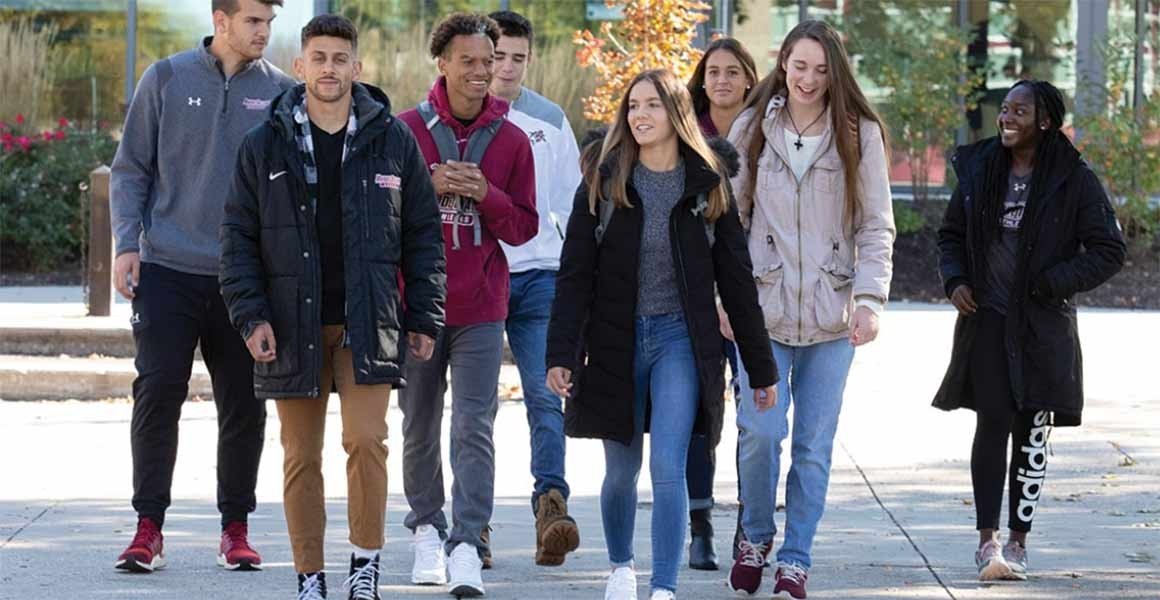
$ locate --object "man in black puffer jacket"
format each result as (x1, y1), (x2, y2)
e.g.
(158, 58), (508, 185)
(219, 15), (445, 599)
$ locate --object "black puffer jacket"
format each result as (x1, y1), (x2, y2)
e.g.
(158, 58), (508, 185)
(220, 83), (446, 398)
(933, 135), (1126, 425)
(547, 138), (778, 447)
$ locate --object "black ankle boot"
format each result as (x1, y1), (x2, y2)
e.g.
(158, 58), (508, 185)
(688, 508), (719, 570)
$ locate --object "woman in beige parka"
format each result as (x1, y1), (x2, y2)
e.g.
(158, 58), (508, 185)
(723, 19), (896, 600)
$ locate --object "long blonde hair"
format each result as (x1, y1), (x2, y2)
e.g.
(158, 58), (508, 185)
(739, 20), (889, 224)
(585, 69), (730, 222)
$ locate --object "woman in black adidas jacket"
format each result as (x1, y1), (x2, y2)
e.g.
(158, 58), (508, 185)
(934, 80), (1125, 583)
(544, 69), (776, 599)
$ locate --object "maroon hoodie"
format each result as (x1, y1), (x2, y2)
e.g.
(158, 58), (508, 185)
(399, 77), (538, 327)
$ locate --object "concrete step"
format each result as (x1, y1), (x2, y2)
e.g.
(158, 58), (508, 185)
(1, 288), (521, 360)
(0, 354), (211, 400)
(0, 324), (136, 357)
(0, 354), (524, 401)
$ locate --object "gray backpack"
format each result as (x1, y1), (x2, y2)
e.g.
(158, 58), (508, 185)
(415, 100), (503, 249)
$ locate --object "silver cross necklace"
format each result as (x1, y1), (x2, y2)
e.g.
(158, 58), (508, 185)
(787, 106), (827, 151)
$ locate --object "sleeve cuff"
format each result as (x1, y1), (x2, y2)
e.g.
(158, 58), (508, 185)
(855, 295), (885, 316)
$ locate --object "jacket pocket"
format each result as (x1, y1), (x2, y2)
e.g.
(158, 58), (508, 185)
(814, 263), (854, 333)
(812, 156), (843, 193)
(256, 276), (300, 378)
(368, 262), (401, 363)
(1024, 337), (1079, 409)
(753, 260), (786, 331)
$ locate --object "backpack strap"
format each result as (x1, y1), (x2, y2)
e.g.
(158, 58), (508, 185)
(417, 101), (460, 164)
(690, 192), (716, 248)
(463, 118), (503, 166)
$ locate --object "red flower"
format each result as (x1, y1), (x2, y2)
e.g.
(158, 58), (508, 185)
(42, 131), (54, 141)
(1, 132), (12, 143)
(2, 141), (13, 152)
(0, 121), (7, 131)
(58, 117), (69, 128)
(54, 130), (66, 140)
(15, 114), (25, 125)
(17, 136), (31, 151)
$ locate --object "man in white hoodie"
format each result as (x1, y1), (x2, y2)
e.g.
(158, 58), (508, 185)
(488, 9), (584, 568)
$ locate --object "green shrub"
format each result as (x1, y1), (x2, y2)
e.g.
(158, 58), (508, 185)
(1, 117), (117, 272)
(893, 200), (927, 236)
(1074, 29), (1160, 239)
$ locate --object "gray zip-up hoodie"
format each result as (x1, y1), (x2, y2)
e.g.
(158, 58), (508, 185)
(111, 37), (296, 276)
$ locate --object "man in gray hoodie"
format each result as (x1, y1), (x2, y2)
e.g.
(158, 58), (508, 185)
(109, 0), (295, 574)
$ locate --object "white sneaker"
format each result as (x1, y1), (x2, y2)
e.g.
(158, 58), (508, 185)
(605, 566), (638, 600)
(649, 590), (676, 600)
(411, 525), (447, 585)
(447, 542), (485, 597)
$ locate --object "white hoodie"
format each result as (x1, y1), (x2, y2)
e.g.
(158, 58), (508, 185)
(502, 87), (582, 273)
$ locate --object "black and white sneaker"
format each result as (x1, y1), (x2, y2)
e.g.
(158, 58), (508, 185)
(297, 572), (327, 600)
(343, 553), (381, 600)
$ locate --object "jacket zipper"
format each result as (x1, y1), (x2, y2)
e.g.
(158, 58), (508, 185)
(222, 79), (230, 115)
(297, 157), (323, 398)
(670, 201), (704, 393)
(795, 182), (804, 344)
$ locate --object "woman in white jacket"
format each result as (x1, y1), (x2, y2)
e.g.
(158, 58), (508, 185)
(724, 19), (895, 600)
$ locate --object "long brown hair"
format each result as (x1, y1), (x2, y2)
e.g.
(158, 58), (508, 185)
(738, 19), (888, 224)
(584, 69), (730, 222)
(687, 37), (759, 117)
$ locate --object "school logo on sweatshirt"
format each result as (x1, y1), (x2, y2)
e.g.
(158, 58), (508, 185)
(375, 173), (402, 190)
(440, 195), (478, 226)
(527, 129), (547, 145)
(242, 97), (272, 111)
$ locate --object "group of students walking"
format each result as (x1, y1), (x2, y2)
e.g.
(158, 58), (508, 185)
(107, 1), (1127, 599)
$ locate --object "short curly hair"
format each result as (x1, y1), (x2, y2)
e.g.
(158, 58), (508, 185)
(429, 13), (500, 59)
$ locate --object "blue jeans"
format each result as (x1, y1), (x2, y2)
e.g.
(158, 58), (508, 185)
(507, 269), (569, 510)
(602, 313), (699, 593)
(735, 338), (855, 569)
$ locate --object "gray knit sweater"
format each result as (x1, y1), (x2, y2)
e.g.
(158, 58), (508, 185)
(633, 160), (686, 316)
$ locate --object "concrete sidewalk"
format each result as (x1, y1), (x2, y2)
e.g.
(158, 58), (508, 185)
(2, 307), (1159, 598)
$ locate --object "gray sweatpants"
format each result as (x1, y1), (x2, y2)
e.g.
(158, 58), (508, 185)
(399, 321), (504, 554)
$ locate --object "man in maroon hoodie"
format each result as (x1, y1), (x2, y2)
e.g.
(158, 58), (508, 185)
(396, 12), (537, 597)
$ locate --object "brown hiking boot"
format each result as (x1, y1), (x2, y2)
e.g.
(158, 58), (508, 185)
(535, 489), (580, 566)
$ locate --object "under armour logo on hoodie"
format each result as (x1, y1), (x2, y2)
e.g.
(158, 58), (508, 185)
(188, 97), (202, 107)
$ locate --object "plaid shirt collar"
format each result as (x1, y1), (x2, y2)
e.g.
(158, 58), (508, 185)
(292, 96), (359, 185)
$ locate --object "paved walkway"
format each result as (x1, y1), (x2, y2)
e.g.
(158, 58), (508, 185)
(2, 307), (1158, 598)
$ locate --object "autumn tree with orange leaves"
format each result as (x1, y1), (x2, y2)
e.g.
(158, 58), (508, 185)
(573, 0), (710, 123)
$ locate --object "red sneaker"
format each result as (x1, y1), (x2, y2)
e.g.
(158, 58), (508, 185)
(772, 562), (808, 599)
(114, 517), (166, 573)
(217, 521), (262, 571)
(727, 538), (770, 595)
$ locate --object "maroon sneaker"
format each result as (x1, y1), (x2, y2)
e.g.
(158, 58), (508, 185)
(217, 521), (262, 571)
(114, 517), (166, 573)
(772, 562), (808, 599)
(727, 538), (770, 595)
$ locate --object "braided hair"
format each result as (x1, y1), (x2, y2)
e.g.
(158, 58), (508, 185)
(979, 80), (1068, 245)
